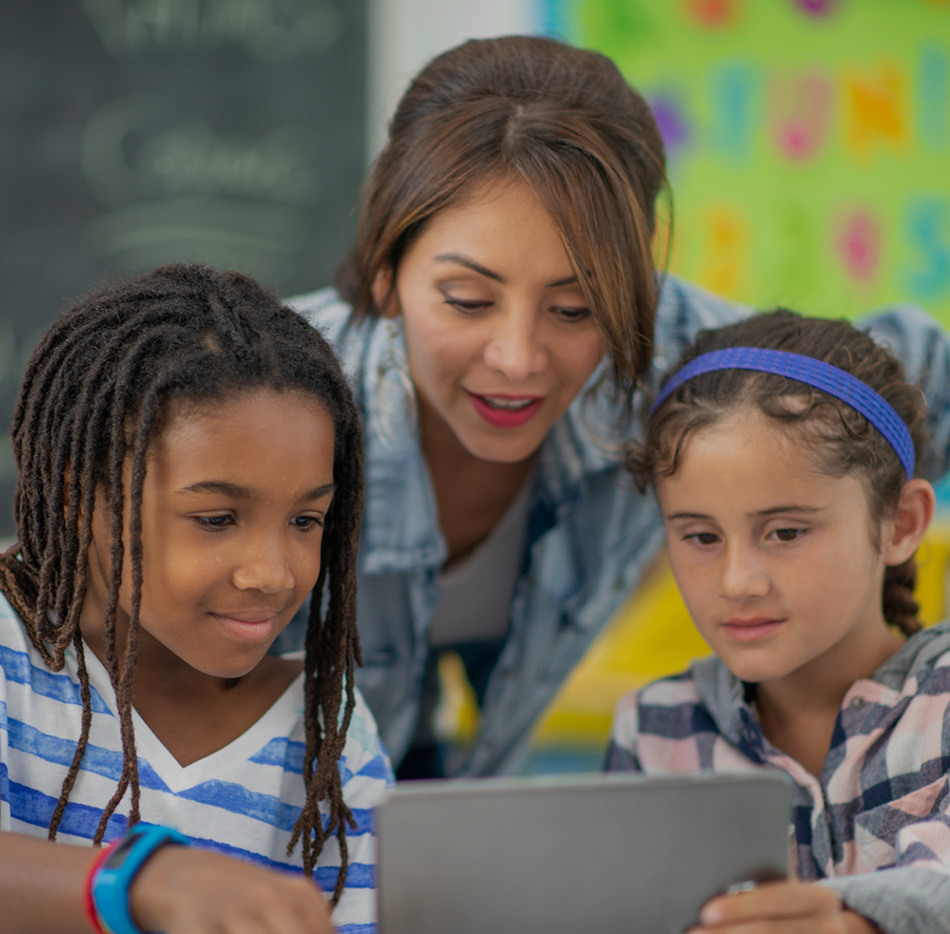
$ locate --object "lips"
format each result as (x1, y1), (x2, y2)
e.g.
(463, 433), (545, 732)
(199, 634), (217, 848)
(466, 390), (544, 428)
(210, 610), (282, 644)
(721, 617), (785, 643)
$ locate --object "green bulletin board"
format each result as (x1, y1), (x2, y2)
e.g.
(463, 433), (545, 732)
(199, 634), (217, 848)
(545, 0), (950, 325)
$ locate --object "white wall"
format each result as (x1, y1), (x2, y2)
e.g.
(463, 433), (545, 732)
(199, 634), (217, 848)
(366, 0), (539, 159)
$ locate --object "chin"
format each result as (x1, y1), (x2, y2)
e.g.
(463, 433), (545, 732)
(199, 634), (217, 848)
(463, 434), (544, 465)
(725, 663), (788, 686)
(201, 655), (264, 682)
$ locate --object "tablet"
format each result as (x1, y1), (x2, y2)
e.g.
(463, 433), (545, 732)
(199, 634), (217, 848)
(376, 771), (791, 934)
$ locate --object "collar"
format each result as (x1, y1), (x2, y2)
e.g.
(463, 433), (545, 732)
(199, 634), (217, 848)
(691, 620), (950, 746)
(355, 318), (633, 574)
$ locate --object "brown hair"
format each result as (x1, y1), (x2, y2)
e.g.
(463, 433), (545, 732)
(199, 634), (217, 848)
(0, 263), (364, 901)
(627, 309), (928, 636)
(337, 34), (670, 390)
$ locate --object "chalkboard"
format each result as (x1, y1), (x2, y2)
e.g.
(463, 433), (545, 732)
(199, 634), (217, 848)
(0, 0), (367, 538)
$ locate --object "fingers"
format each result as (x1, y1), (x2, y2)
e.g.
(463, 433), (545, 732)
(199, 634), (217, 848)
(688, 881), (847, 934)
(202, 890), (326, 934)
(132, 847), (336, 934)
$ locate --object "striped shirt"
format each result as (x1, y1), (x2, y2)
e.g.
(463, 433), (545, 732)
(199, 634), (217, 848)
(607, 621), (950, 934)
(0, 594), (393, 934)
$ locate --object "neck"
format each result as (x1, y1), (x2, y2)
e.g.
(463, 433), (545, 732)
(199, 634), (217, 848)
(754, 623), (903, 777)
(419, 404), (537, 566)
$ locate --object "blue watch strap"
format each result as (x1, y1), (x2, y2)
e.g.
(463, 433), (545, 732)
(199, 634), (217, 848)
(91, 825), (189, 934)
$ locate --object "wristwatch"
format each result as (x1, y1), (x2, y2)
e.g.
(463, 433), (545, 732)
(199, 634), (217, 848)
(91, 825), (190, 934)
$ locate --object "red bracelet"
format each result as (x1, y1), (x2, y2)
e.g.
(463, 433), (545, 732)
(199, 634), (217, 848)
(83, 840), (121, 934)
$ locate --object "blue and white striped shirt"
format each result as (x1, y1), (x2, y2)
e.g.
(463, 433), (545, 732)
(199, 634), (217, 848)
(0, 594), (393, 933)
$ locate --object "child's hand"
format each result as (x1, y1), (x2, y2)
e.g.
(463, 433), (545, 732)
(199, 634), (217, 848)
(688, 881), (880, 934)
(131, 844), (336, 934)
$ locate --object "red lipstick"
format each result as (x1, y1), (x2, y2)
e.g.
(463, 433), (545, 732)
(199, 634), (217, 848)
(466, 390), (543, 428)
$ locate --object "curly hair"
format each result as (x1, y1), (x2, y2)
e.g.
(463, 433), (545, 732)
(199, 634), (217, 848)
(627, 309), (929, 636)
(0, 262), (364, 902)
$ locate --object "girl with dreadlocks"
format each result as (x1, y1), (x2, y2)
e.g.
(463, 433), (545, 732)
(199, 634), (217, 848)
(0, 263), (392, 934)
(608, 310), (950, 933)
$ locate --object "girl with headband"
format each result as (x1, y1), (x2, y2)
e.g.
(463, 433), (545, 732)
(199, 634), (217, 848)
(609, 310), (949, 933)
(283, 34), (950, 779)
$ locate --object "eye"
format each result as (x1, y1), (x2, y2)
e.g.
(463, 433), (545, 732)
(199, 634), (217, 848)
(443, 297), (491, 314)
(685, 531), (720, 546)
(771, 527), (805, 542)
(291, 514), (324, 532)
(552, 306), (591, 323)
(194, 514), (234, 531)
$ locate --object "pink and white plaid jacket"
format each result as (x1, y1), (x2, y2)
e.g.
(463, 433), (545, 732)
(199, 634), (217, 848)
(607, 622), (950, 934)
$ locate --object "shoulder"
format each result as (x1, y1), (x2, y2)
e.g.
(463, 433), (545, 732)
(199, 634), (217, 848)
(610, 670), (705, 753)
(656, 273), (751, 323)
(0, 591), (35, 668)
(652, 274), (752, 368)
(906, 625), (950, 716)
(287, 287), (374, 354)
(884, 621), (950, 693)
(609, 657), (747, 774)
(286, 287), (385, 403)
(339, 686), (396, 795)
(287, 286), (351, 329)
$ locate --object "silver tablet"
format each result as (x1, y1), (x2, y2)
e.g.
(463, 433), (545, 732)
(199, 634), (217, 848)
(376, 771), (791, 934)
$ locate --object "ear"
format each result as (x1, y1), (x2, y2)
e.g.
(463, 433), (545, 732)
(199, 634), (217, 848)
(883, 478), (936, 566)
(372, 265), (399, 319)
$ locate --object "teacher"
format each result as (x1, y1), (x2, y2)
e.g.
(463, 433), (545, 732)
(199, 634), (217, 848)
(281, 34), (950, 778)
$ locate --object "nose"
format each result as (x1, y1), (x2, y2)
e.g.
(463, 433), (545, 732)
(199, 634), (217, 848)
(718, 542), (770, 602)
(482, 305), (548, 382)
(232, 534), (296, 594)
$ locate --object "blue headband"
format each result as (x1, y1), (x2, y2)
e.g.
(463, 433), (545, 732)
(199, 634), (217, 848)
(650, 347), (915, 479)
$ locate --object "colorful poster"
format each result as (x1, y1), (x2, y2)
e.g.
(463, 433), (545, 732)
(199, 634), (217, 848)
(543, 0), (950, 325)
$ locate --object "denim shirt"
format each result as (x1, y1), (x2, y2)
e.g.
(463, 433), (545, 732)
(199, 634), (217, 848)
(285, 276), (950, 776)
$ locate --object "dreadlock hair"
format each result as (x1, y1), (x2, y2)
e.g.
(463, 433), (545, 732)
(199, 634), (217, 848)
(0, 262), (364, 902)
(627, 308), (929, 637)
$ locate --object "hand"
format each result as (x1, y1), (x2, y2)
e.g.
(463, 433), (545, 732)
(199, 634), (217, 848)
(687, 881), (880, 934)
(130, 844), (336, 934)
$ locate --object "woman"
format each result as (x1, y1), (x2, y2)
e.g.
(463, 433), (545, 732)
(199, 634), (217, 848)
(282, 35), (950, 778)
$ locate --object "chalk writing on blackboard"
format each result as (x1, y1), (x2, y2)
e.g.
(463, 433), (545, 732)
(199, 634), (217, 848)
(82, 0), (344, 60)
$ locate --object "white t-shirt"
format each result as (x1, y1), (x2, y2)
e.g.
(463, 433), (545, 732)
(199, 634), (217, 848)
(0, 593), (392, 933)
(429, 473), (533, 648)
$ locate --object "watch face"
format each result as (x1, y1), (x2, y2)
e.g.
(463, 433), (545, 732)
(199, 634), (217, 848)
(101, 831), (143, 869)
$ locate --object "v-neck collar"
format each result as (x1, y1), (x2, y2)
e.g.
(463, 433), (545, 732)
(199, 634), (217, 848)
(81, 644), (305, 794)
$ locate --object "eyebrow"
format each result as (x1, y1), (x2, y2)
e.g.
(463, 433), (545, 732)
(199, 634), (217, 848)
(177, 481), (336, 500)
(756, 505), (825, 517)
(666, 505), (826, 521)
(434, 252), (577, 289)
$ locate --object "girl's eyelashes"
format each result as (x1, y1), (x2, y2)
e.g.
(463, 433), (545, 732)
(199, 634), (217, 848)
(679, 527), (808, 546)
(683, 531), (721, 546)
(291, 514), (325, 532)
(194, 514), (235, 531)
(769, 527), (807, 542)
(191, 514), (325, 532)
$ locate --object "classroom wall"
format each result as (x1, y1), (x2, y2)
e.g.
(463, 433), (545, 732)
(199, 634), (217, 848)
(365, 0), (534, 157)
(371, 1), (950, 326)
(553, 0), (950, 326)
(0, 0), (370, 538)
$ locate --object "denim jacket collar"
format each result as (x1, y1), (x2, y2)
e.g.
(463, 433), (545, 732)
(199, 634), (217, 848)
(356, 318), (629, 576)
